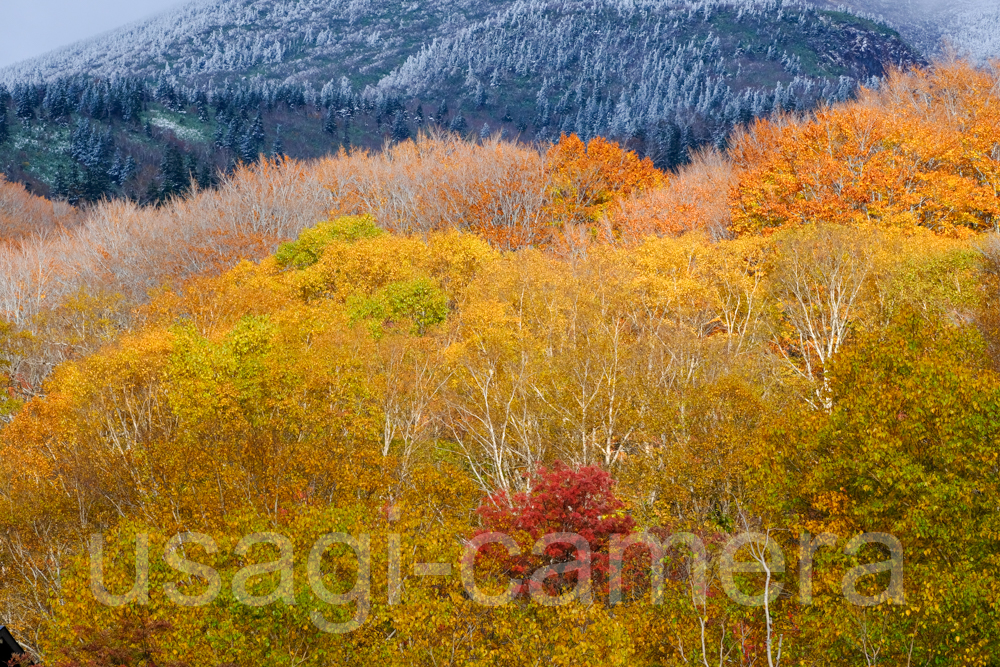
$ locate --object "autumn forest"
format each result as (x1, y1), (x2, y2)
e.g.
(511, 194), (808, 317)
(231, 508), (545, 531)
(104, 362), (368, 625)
(0, 60), (999, 666)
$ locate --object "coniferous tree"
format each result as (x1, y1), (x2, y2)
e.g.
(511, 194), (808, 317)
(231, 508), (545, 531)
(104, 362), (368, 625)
(108, 150), (124, 185)
(271, 125), (284, 159)
(196, 162), (215, 190)
(250, 111), (265, 143)
(121, 156), (137, 185)
(195, 90), (210, 122)
(448, 110), (467, 134)
(51, 164), (73, 201)
(214, 121), (227, 148)
(159, 144), (188, 197)
(224, 121), (241, 152)
(13, 85), (34, 121)
(81, 164), (111, 202)
(391, 112), (410, 142)
(238, 129), (257, 163)
(184, 154), (199, 186)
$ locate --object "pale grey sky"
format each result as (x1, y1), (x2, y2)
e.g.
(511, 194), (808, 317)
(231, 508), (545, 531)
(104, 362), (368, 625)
(0, 0), (188, 69)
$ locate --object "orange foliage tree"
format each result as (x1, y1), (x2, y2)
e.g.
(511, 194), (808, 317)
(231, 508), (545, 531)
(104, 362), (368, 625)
(545, 134), (666, 241)
(730, 61), (1000, 235)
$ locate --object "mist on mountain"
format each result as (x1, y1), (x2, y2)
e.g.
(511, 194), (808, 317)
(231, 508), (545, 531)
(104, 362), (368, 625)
(814, 0), (1000, 60)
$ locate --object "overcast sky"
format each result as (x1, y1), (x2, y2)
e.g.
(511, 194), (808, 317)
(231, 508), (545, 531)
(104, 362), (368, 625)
(0, 0), (189, 69)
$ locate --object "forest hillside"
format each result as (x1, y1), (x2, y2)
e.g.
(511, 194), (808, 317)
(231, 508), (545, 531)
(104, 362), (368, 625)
(0, 0), (921, 201)
(0, 60), (998, 665)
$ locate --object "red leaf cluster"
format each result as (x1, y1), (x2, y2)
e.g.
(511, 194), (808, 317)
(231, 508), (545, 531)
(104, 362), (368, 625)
(474, 462), (636, 596)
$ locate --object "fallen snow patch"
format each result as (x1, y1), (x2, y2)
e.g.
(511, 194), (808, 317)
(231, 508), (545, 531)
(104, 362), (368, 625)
(150, 115), (206, 143)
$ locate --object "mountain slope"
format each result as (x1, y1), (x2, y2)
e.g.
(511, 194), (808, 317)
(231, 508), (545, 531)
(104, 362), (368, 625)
(0, 0), (501, 86)
(814, 0), (1000, 62)
(0, 0), (921, 204)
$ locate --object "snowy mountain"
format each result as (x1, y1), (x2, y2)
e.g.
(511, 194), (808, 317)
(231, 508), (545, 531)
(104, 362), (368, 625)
(0, 0), (500, 86)
(0, 0), (922, 202)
